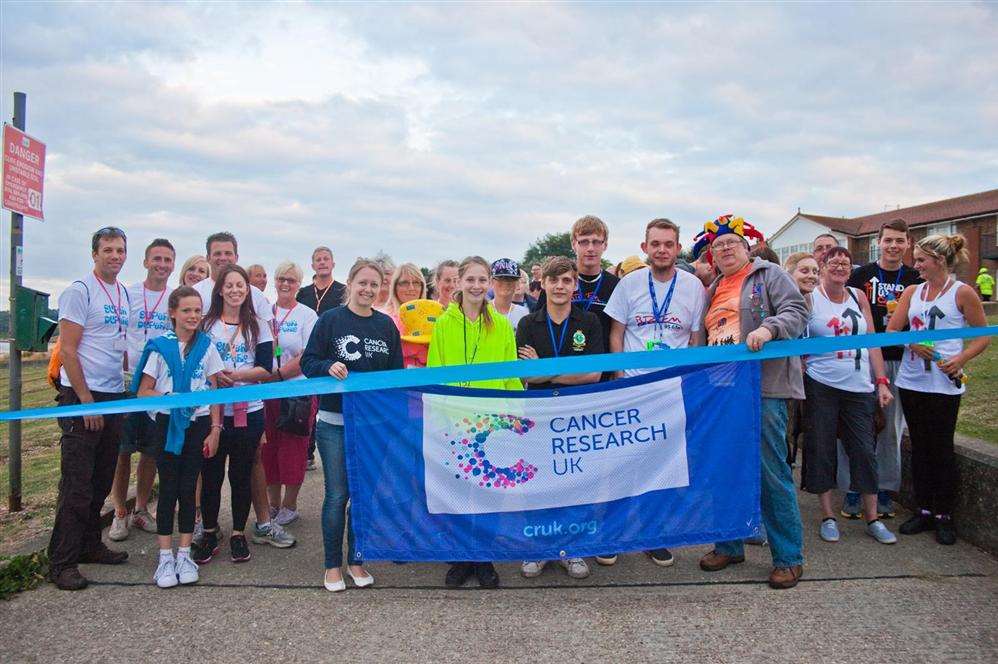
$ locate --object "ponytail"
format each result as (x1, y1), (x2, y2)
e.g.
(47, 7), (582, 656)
(916, 233), (969, 269)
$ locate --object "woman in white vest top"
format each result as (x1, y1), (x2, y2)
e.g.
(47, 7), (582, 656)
(802, 247), (896, 545)
(888, 234), (990, 545)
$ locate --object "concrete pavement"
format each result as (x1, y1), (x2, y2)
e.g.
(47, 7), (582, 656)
(1, 468), (995, 663)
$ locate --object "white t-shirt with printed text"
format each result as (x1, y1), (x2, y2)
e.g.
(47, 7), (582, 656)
(142, 340), (225, 419)
(205, 318), (274, 415)
(604, 267), (707, 377)
(57, 272), (130, 393)
(271, 303), (319, 381)
(126, 282), (172, 374)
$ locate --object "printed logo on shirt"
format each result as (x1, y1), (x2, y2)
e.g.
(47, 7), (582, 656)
(216, 341), (249, 366)
(279, 320), (300, 334)
(632, 313), (685, 330)
(137, 311), (170, 331)
(864, 278), (906, 306)
(363, 337), (390, 357)
(103, 304), (128, 327)
(336, 335), (362, 361)
(571, 330), (586, 352)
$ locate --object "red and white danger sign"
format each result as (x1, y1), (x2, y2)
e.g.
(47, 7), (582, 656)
(2, 124), (46, 220)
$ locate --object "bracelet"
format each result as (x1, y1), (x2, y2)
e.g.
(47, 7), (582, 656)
(875, 376), (890, 387)
(210, 423), (223, 430)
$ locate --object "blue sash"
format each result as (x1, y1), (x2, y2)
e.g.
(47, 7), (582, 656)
(130, 331), (212, 455)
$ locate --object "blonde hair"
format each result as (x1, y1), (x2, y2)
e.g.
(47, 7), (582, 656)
(347, 259), (385, 285)
(389, 262), (426, 311)
(572, 215), (609, 242)
(916, 234), (968, 269)
(784, 251), (816, 274)
(274, 261), (304, 284)
(454, 255), (495, 333)
(178, 255), (210, 287)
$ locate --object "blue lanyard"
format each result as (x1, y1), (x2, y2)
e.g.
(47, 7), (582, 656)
(546, 312), (570, 358)
(575, 272), (604, 311)
(877, 265), (903, 301)
(648, 271), (678, 332)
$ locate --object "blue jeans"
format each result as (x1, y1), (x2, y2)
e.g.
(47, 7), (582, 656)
(716, 398), (804, 568)
(315, 421), (360, 568)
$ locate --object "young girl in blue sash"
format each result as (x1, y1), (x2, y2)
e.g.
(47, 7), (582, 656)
(134, 286), (224, 588)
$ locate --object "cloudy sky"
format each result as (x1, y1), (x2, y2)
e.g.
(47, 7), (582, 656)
(2, 1), (996, 301)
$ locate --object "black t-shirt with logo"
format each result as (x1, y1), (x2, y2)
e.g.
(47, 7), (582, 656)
(301, 305), (403, 413)
(847, 262), (922, 362)
(515, 306), (605, 390)
(297, 280), (347, 316)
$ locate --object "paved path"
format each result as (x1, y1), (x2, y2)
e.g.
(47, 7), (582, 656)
(2, 469), (996, 663)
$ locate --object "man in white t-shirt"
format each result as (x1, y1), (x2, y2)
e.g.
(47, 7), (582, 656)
(193, 232), (274, 324)
(601, 217), (706, 569)
(108, 239), (176, 542)
(490, 258), (530, 330)
(48, 227), (132, 591)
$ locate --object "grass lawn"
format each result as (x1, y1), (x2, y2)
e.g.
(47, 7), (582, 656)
(954, 314), (998, 445)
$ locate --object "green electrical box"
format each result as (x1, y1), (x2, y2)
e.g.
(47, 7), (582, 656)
(14, 285), (58, 352)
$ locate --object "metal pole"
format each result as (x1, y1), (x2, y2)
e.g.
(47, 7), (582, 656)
(7, 91), (26, 512)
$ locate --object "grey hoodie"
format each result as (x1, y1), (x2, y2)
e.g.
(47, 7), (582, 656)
(703, 258), (807, 399)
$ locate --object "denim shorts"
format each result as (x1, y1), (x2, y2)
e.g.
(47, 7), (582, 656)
(118, 409), (161, 456)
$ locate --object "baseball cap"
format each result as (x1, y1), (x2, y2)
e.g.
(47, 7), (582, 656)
(491, 258), (520, 279)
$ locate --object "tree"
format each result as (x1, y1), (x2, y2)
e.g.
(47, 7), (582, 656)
(522, 232), (574, 269)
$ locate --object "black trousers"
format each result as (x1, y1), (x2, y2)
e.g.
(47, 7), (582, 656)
(154, 414), (209, 536)
(201, 410), (263, 532)
(899, 388), (961, 516)
(802, 376), (878, 495)
(48, 387), (124, 574)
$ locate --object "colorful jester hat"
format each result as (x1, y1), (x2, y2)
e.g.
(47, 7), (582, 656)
(690, 214), (765, 264)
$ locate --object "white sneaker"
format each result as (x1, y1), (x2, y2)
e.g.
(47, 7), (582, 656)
(275, 507), (300, 526)
(176, 555), (200, 585)
(154, 557), (178, 588)
(866, 520), (898, 545)
(559, 558), (591, 579)
(521, 561), (546, 578)
(129, 509), (158, 533)
(109, 514), (130, 541)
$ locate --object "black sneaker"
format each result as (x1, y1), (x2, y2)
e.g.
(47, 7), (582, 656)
(78, 544), (128, 565)
(50, 567), (88, 591)
(444, 562), (475, 588)
(192, 530), (219, 564)
(230, 534), (251, 562)
(474, 562), (500, 589)
(899, 512), (936, 535)
(934, 516), (957, 545)
(646, 548), (675, 567)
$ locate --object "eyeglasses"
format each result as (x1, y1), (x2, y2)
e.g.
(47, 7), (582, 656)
(825, 261), (852, 269)
(276, 276), (299, 284)
(396, 280), (420, 287)
(711, 238), (743, 250)
(575, 239), (605, 249)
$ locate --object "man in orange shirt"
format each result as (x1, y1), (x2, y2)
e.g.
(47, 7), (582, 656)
(694, 216), (809, 589)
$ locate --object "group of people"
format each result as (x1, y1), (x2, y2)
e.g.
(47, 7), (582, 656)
(45, 213), (990, 594)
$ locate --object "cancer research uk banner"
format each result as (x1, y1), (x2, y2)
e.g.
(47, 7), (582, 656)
(343, 361), (761, 561)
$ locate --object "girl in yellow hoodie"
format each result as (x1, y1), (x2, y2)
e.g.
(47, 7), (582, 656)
(426, 256), (524, 392)
(427, 256), (523, 589)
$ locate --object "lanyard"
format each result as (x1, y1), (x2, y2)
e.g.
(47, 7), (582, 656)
(224, 322), (243, 370)
(546, 312), (570, 358)
(648, 271), (678, 334)
(314, 282), (333, 310)
(877, 265), (904, 301)
(95, 275), (124, 334)
(142, 286), (167, 338)
(574, 272), (604, 311)
(271, 304), (297, 362)
(462, 314), (482, 365)
(919, 277), (952, 323)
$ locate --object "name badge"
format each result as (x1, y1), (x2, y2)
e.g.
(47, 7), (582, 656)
(112, 335), (127, 352)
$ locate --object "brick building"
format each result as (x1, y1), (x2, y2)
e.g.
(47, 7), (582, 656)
(769, 188), (998, 284)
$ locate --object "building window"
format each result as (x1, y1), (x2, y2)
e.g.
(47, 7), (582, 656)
(867, 235), (880, 263)
(774, 242), (811, 265)
(924, 221), (956, 237)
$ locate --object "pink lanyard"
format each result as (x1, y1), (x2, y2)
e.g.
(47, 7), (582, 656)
(142, 286), (166, 338)
(224, 322), (249, 427)
(272, 303), (296, 365)
(94, 275), (123, 334)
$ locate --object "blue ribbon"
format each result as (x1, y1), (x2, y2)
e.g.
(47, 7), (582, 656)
(3, 326), (994, 422)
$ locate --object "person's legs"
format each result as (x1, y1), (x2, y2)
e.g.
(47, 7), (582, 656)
(876, 361), (904, 493)
(82, 414), (123, 555)
(200, 430), (230, 532)
(48, 414), (100, 576)
(315, 421), (355, 571)
(110, 452), (132, 518)
(925, 394), (961, 517)
(759, 398), (804, 569)
(251, 438), (271, 524)
(177, 418), (208, 536)
(154, 418), (181, 537)
(227, 412), (263, 533)
(899, 389), (934, 512)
